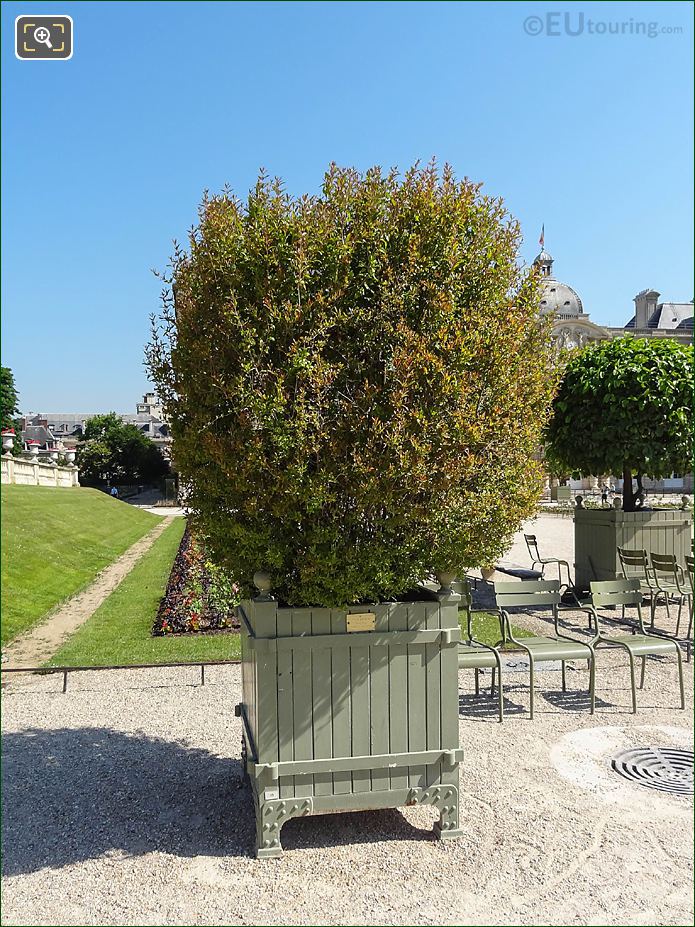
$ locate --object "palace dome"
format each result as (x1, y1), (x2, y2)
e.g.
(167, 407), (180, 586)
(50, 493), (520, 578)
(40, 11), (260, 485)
(533, 249), (584, 317)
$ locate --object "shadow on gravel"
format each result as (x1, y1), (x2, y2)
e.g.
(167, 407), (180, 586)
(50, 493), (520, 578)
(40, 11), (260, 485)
(1, 727), (438, 873)
(458, 693), (526, 720)
(1, 727), (251, 874)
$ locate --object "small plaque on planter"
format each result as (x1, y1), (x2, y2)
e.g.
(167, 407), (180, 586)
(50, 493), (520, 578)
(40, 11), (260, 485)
(346, 612), (376, 632)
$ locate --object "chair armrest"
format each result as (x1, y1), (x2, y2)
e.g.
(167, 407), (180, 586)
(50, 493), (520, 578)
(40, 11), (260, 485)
(467, 636), (501, 654)
(554, 628), (594, 647)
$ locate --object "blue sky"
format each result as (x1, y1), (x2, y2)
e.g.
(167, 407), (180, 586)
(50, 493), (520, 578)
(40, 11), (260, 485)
(2, 0), (693, 412)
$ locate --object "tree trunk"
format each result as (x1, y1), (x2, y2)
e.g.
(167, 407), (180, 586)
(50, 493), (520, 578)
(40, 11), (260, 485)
(623, 465), (635, 511)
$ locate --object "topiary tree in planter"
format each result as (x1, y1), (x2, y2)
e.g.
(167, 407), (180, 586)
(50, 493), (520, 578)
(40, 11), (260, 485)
(147, 163), (557, 856)
(148, 163), (556, 605)
(545, 337), (693, 512)
(545, 336), (694, 590)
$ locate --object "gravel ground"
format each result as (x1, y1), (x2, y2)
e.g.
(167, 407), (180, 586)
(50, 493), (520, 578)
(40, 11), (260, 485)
(2, 630), (693, 927)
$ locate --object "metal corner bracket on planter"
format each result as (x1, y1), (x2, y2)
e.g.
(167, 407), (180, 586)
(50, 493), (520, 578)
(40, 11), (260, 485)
(237, 576), (464, 858)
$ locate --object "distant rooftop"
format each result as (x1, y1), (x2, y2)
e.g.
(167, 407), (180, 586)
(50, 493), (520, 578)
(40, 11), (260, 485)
(625, 300), (694, 330)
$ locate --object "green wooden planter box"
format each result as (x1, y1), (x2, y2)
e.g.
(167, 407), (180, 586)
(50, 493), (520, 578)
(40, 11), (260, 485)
(551, 485), (572, 502)
(574, 507), (694, 590)
(236, 589), (464, 858)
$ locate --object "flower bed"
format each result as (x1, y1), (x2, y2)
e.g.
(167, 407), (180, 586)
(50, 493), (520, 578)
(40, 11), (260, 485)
(152, 526), (240, 635)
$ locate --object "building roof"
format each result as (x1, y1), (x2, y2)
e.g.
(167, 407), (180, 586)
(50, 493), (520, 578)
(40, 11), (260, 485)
(534, 249), (554, 265)
(625, 301), (694, 330)
(22, 425), (56, 445)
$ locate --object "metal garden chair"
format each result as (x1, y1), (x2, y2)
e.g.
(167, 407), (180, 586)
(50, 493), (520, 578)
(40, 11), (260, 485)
(617, 547), (657, 624)
(524, 534), (573, 591)
(494, 579), (595, 719)
(457, 580), (503, 722)
(588, 579), (685, 713)
(685, 555), (695, 642)
(649, 552), (692, 640)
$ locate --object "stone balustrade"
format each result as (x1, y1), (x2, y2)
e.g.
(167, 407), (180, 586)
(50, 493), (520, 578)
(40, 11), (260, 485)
(1, 454), (80, 487)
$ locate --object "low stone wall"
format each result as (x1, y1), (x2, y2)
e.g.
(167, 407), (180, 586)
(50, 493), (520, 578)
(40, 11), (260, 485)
(1, 455), (79, 488)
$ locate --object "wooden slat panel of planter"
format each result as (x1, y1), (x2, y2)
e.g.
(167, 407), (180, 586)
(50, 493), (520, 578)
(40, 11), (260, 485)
(349, 608), (372, 795)
(388, 603), (409, 792)
(291, 608), (314, 798)
(369, 606), (390, 792)
(439, 597), (460, 779)
(425, 600), (442, 788)
(407, 603), (427, 788)
(330, 609), (352, 795)
(311, 609), (333, 797)
(277, 606), (294, 800)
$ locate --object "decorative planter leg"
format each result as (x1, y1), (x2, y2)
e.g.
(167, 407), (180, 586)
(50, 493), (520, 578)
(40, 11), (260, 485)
(256, 795), (313, 859)
(407, 781), (463, 840)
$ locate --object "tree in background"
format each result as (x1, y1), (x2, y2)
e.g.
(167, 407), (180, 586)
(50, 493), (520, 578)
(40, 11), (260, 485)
(545, 337), (693, 511)
(1, 366), (22, 454)
(77, 413), (169, 487)
(149, 162), (557, 606)
(1, 366), (20, 430)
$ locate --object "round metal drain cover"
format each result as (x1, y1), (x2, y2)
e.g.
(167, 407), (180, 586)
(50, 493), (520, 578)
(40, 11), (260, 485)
(612, 747), (694, 795)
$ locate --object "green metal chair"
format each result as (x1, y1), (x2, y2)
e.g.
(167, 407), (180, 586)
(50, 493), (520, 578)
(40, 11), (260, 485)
(617, 547), (657, 623)
(494, 579), (595, 719)
(650, 552), (692, 639)
(685, 555), (694, 642)
(588, 578), (685, 713)
(682, 555), (694, 662)
(524, 534), (573, 591)
(457, 580), (503, 723)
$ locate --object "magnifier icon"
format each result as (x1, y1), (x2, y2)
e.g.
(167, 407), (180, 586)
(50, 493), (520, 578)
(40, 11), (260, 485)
(34, 26), (53, 49)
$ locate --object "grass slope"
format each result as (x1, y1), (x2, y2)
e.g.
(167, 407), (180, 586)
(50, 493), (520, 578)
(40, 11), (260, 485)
(1, 485), (162, 644)
(49, 518), (240, 667)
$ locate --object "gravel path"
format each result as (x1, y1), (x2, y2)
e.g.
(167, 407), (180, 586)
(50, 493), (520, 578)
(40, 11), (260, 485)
(2, 648), (692, 926)
(2, 518), (172, 669)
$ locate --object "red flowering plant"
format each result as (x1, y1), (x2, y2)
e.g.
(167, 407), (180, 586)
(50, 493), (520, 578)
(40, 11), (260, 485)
(152, 526), (240, 635)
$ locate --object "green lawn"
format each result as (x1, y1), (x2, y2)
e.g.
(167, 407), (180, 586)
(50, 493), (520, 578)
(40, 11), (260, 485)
(1, 485), (162, 644)
(49, 517), (241, 667)
(460, 609), (531, 648)
(43, 506), (524, 667)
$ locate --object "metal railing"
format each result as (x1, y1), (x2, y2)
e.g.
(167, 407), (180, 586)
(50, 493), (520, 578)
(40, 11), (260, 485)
(1, 659), (240, 692)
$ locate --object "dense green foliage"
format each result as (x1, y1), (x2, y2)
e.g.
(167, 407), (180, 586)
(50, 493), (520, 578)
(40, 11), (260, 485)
(149, 163), (556, 606)
(1, 485), (161, 643)
(0, 366), (19, 431)
(545, 337), (694, 511)
(77, 412), (169, 486)
(1, 366), (22, 453)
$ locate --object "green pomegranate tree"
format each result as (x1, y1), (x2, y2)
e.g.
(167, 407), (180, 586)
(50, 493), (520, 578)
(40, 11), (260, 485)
(545, 336), (694, 511)
(148, 163), (557, 606)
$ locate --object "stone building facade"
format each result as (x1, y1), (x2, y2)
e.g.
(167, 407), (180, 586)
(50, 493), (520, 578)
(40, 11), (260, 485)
(535, 249), (694, 348)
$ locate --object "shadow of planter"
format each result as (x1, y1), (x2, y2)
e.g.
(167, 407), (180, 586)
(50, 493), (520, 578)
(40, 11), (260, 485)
(237, 585), (464, 858)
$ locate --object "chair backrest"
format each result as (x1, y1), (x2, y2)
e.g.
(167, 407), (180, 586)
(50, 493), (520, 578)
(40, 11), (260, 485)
(590, 577), (642, 608)
(650, 552), (680, 583)
(454, 578), (477, 642)
(494, 579), (561, 610)
(685, 555), (694, 592)
(524, 534), (540, 561)
(454, 578), (473, 609)
(617, 547), (650, 579)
